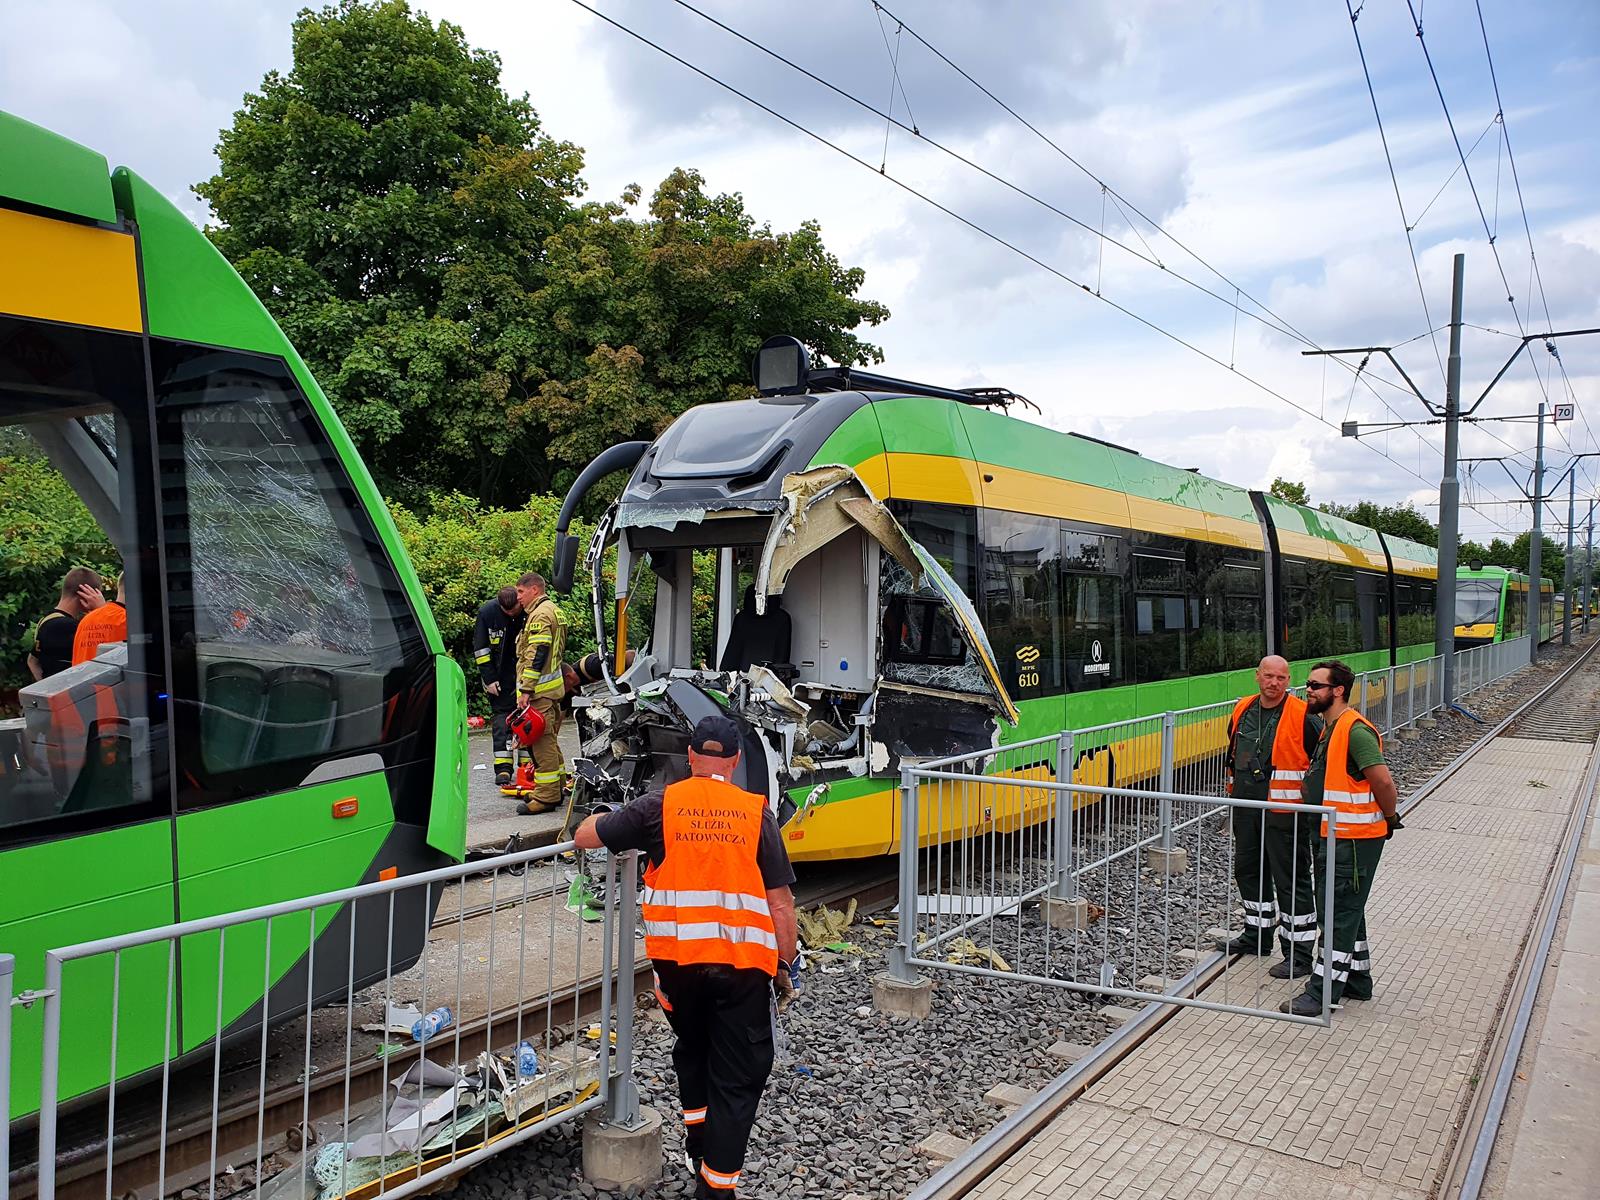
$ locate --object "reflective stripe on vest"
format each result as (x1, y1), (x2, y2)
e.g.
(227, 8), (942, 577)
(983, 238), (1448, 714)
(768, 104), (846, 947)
(1228, 693), (1315, 812)
(1318, 709), (1387, 839)
(642, 775), (779, 974)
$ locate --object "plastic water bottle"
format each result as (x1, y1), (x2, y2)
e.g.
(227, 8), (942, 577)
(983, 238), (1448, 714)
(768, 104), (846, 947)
(517, 1040), (540, 1078)
(411, 1005), (453, 1043)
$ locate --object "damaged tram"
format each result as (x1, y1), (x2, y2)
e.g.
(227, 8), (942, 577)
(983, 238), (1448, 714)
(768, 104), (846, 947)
(552, 337), (1440, 862)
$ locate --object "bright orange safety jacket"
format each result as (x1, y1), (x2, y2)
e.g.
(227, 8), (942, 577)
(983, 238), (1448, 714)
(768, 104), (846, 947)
(641, 775), (780, 976)
(1226, 693), (1314, 813)
(1318, 708), (1388, 839)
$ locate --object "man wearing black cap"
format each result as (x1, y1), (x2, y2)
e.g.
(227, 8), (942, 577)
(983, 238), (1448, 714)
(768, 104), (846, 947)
(575, 714), (798, 1199)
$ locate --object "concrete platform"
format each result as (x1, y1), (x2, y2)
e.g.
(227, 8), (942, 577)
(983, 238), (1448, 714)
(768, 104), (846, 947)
(967, 735), (1595, 1199)
(465, 724), (581, 852)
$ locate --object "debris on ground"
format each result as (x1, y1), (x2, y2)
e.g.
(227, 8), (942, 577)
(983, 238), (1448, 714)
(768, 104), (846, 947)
(798, 898), (858, 949)
(359, 1002), (422, 1037)
(945, 937), (1012, 972)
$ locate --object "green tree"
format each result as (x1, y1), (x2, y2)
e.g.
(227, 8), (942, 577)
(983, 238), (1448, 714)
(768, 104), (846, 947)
(1318, 499), (1437, 546)
(1269, 477), (1310, 505)
(1508, 531), (1565, 582)
(1, 454), (119, 688)
(198, 0), (887, 510)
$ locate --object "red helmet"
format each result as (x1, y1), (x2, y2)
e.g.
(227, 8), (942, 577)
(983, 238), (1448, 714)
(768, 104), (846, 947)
(509, 704), (546, 748)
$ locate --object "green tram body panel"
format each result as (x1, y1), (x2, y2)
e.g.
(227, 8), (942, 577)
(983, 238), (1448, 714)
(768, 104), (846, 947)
(1, 113), (468, 1117)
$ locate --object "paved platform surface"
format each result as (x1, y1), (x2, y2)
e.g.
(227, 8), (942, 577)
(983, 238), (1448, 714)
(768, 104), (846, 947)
(465, 724), (580, 852)
(1488, 792), (1600, 1197)
(969, 736), (1592, 1199)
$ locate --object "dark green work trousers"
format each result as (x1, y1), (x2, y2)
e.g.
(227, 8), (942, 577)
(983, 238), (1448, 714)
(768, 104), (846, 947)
(1230, 805), (1277, 949)
(1264, 812), (1319, 972)
(1305, 836), (1384, 1003)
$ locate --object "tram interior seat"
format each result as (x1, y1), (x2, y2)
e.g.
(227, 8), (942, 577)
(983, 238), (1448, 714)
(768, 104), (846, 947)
(195, 645), (373, 772)
(718, 585), (793, 675)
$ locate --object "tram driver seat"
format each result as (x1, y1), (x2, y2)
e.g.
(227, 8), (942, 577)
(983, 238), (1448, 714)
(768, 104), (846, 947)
(718, 585), (793, 677)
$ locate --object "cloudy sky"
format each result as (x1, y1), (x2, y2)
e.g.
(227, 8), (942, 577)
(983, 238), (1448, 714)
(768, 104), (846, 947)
(6, 0), (1598, 541)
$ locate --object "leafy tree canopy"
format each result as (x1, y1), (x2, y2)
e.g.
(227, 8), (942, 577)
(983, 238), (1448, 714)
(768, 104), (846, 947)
(197, 0), (888, 510)
(1268, 477), (1310, 506)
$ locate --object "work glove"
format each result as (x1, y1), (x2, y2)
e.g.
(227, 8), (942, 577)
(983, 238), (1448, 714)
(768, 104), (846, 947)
(1385, 813), (1404, 841)
(774, 960), (801, 1011)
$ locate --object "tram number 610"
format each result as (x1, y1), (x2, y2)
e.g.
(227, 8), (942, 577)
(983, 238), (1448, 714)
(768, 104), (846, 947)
(1015, 644), (1041, 689)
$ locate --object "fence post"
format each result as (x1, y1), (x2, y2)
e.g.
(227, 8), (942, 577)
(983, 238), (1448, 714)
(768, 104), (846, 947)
(1385, 666), (1395, 735)
(1, 953), (11, 1200)
(889, 766), (921, 981)
(36, 952), (62, 1200)
(1159, 711), (1176, 851)
(1052, 731), (1076, 900)
(606, 852), (642, 1128)
(1408, 663), (1416, 728)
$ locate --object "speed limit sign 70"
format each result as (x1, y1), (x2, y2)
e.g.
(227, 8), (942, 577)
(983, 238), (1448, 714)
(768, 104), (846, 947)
(1555, 403), (1575, 422)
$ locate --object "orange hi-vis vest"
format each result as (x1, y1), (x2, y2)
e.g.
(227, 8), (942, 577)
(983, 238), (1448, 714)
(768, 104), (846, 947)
(1319, 708), (1388, 839)
(1227, 693), (1314, 813)
(642, 775), (779, 975)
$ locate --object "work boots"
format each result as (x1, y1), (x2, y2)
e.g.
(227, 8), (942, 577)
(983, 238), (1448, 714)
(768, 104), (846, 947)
(1216, 933), (1275, 955)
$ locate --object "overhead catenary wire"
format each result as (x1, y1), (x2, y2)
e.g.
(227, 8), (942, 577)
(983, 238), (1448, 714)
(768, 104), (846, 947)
(1346, 0), (1448, 383)
(570, 0), (1456, 494)
(658, 0), (1454, 486)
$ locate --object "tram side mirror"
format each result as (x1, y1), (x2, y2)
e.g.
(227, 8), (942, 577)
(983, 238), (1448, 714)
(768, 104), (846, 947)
(754, 335), (811, 396)
(553, 534), (579, 595)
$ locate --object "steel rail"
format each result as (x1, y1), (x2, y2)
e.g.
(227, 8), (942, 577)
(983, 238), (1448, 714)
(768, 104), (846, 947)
(913, 632), (1600, 1200)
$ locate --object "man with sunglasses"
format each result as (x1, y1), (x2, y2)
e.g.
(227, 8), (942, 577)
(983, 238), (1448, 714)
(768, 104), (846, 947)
(1281, 660), (1400, 1017)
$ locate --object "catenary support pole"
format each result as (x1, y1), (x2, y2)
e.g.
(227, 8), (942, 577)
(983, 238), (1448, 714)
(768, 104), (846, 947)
(1586, 501), (1595, 635)
(1531, 401), (1546, 664)
(1437, 253), (1465, 702)
(1564, 468), (1576, 645)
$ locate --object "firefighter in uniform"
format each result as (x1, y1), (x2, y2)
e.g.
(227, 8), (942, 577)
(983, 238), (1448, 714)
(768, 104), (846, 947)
(512, 571), (567, 814)
(1218, 655), (1322, 978)
(575, 715), (798, 1198)
(472, 585), (525, 787)
(1281, 659), (1400, 1016)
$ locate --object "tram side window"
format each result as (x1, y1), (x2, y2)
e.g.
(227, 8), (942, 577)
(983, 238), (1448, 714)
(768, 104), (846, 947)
(0, 317), (168, 846)
(152, 341), (431, 809)
(1196, 554), (1265, 672)
(1062, 528), (1124, 690)
(980, 511), (1061, 697)
(893, 502), (979, 601)
(1328, 566), (1361, 656)
(1133, 553), (1194, 683)
(1357, 570), (1389, 653)
(1403, 580), (1437, 646)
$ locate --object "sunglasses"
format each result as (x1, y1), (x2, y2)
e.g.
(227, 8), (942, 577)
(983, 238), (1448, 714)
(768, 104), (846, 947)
(1304, 681), (1335, 692)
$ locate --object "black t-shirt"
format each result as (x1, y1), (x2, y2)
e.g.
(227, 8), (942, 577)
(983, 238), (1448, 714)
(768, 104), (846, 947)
(595, 782), (797, 890)
(32, 608), (79, 678)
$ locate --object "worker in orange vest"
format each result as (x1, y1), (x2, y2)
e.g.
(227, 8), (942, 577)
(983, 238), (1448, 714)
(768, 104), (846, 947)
(1281, 660), (1400, 1017)
(1219, 655), (1323, 978)
(576, 714), (798, 1198)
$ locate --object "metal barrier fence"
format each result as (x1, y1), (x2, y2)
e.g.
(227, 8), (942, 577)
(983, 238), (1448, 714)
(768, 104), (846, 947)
(1455, 635), (1533, 702)
(8, 841), (642, 1200)
(889, 752), (1340, 1026)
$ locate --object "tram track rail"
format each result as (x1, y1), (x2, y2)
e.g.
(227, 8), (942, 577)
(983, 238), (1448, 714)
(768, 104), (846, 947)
(912, 632), (1600, 1200)
(13, 858), (896, 1200)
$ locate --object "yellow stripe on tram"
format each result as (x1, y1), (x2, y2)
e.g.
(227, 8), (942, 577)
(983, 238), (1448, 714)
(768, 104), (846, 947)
(0, 207), (141, 333)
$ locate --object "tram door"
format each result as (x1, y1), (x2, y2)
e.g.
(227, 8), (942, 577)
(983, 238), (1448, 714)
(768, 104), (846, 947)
(0, 306), (178, 1115)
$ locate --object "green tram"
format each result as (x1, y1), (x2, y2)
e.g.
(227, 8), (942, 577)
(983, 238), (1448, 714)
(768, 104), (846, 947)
(1, 114), (468, 1118)
(555, 338), (1441, 863)
(1453, 565), (1555, 648)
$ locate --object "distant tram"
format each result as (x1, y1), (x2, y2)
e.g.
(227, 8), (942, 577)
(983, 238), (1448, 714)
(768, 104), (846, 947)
(1454, 564), (1555, 648)
(554, 336), (1443, 863)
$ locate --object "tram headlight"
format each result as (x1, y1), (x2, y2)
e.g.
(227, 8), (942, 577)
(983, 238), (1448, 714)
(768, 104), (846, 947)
(754, 334), (811, 395)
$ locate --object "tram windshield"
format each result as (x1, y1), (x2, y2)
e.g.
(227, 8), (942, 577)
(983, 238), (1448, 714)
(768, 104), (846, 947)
(1455, 579), (1502, 627)
(2, 315), (430, 846)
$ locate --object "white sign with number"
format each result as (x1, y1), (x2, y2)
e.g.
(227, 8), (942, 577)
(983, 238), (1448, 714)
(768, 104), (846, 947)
(1555, 403), (1575, 422)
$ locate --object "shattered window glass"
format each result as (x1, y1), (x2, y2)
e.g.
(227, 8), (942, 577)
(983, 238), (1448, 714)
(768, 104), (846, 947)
(879, 553), (989, 694)
(154, 343), (430, 804)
